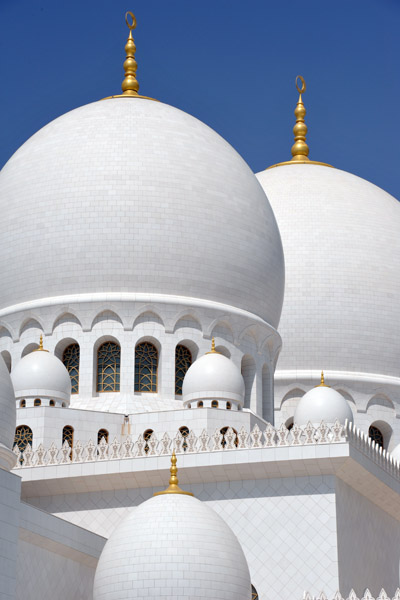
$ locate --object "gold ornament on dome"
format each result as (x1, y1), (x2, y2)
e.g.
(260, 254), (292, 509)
(268, 75), (332, 169)
(317, 370), (330, 388)
(103, 11), (157, 101)
(33, 334), (49, 352)
(206, 337), (220, 355)
(154, 451), (194, 496)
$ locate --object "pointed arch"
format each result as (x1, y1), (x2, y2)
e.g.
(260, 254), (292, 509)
(19, 316), (44, 338)
(52, 312), (82, 332)
(175, 344), (192, 395)
(96, 340), (121, 392)
(135, 341), (158, 393)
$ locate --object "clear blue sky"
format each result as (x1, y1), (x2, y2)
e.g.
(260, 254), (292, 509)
(1, 0), (399, 198)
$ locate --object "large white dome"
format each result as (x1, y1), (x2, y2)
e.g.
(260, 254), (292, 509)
(0, 98), (284, 328)
(93, 491), (251, 600)
(256, 164), (400, 378)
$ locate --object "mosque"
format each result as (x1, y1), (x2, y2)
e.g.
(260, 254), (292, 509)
(0, 11), (399, 600)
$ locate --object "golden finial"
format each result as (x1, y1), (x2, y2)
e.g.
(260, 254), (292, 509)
(102, 12), (156, 101)
(206, 337), (220, 355)
(33, 334), (49, 352)
(121, 12), (139, 96)
(266, 76), (332, 169)
(317, 370), (329, 387)
(154, 451), (194, 496)
(291, 76), (309, 162)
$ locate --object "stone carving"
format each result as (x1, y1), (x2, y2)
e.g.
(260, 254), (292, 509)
(11, 421), (400, 482)
(305, 590), (400, 600)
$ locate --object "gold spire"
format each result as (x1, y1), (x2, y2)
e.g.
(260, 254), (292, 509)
(121, 12), (139, 96)
(267, 76), (332, 169)
(291, 76), (309, 162)
(317, 370), (329, 387)
(33, 335), (49, 352)
(154, 451), (194, 496)
(206, 337), (220, 355)
(103, 12), (156, 101)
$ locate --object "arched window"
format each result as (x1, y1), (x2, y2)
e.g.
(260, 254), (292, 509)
(97, 342), (120, 392)
(49, 400), (55, 407)
(97, 429), (109, 444)
(197, 401), (203, 408)
(34, 398), (41, 407)
(135, 342), (158, 393)
(211, 400), (219, 408)
(226, 402), (232, 410)
(62, 343), (80, 394)
(13, 425), (33, 454)
(143, 429), (154, 454)
(285, 417), (294, 431)
(175, 345), (192, 395)
(62, 425), (74, 448)
(220, 426), (238, 448)
(19, 400), (26, 408)
(369, 425), (384, 448)
(179, 426), (190, 452)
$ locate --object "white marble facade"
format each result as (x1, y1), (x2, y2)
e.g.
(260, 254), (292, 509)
(0, 19), (400, 600)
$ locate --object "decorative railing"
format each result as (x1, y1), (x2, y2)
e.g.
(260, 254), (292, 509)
(12, 420), (400, 480)
(303, 590), (400, 600)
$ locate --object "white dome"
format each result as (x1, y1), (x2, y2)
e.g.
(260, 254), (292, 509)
(294, 383), (353, 426)
(182, 350), (245, 407)
(0, 355), (17, 471)
(256, 164), (400, 378)
(0, 98), (284, 328)
(11, 348), (71, 405)
(93, 492), (251, 600)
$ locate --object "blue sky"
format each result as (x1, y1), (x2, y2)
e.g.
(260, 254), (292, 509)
(1, 0), (399, 198)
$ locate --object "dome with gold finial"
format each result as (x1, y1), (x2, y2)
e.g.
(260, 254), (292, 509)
(0, 12), (284, 332)
(182, 339), (245, 410)
(256, 76), (400, 399)
(11, 336), (71, 408)
(93, 452), (251, 600)
(293, 372), (353, 427)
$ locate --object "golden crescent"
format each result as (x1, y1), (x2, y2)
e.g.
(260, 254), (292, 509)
(125, 11), (137, 30)
(295, 75), (306, 94)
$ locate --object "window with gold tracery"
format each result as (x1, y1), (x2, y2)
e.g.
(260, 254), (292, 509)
(135, 342), (158, 393)
(62, 425), (74, 448)
(97, 342), (120, 392)
(143, 429), (154, 454)
(251, 585), (259, 600)
(97, 429), (109, 444)
(175, 345), (192, 395)
(13, 425), (33, 454)
(220, 426), (238, 448)
(62, 343), (80, 394)
(369, 425), (384, 448)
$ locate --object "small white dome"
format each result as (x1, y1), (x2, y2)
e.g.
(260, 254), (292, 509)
(11, 343), (71, 406)
(0, 354), (17, 471)
(390, 444), (400, 463)
(93, 491), (251, 600)
(294, 379), (353, 427)
(182, 347), (245, 408)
